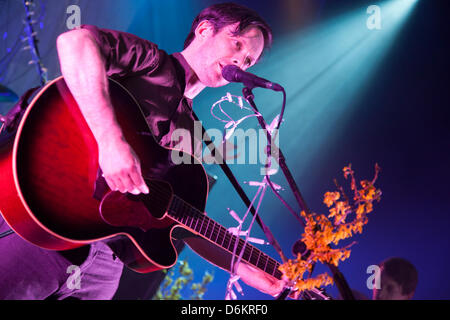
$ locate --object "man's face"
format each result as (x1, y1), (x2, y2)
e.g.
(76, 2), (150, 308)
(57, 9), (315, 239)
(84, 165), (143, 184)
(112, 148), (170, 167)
(373, 272), (412, 300)
(193, 22), (265, 87)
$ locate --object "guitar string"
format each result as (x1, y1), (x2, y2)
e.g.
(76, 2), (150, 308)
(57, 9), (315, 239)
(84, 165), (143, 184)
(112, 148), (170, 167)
(163, 191), (277, 275)
(168, 193), (279, 276)
(170, 193), (281, 277)
(140, 184), (281, 278)
(137, 182), (279, 276)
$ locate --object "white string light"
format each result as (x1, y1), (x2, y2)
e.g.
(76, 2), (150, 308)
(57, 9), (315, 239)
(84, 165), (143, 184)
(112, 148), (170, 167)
(211, 92), (262, 142)
(212, 92), (286, 300)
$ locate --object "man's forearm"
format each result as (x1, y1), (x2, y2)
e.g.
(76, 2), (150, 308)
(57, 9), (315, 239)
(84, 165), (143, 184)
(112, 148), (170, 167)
(56, 28), (149, 194)
(56, 29), (123, 144)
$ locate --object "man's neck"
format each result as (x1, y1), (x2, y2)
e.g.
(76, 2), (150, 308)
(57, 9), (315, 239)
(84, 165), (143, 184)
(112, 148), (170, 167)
(179, 50), (205, 100)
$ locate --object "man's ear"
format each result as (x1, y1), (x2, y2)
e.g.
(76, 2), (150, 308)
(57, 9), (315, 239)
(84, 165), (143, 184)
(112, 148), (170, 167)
(194, 20), (215, 42)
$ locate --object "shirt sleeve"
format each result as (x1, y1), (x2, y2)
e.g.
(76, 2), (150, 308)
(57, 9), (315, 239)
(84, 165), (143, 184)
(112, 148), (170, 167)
(80, 24), (160, 78)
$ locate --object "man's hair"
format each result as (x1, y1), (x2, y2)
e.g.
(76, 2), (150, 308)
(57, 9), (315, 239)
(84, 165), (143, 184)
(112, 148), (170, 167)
(183, 2), (273, 56)
(380, 257), (418, 296)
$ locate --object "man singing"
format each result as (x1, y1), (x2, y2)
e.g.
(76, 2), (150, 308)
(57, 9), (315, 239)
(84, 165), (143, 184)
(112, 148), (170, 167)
(0, 2), (287, 299)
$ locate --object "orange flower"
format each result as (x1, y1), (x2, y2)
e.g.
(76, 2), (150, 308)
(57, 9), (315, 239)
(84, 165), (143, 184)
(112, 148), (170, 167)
(324, 192), (340, 207)
(279, 164), (381, 293)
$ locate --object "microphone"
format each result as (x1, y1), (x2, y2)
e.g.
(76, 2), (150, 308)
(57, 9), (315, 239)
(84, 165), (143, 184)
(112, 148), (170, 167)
(222, 65), (283, 92)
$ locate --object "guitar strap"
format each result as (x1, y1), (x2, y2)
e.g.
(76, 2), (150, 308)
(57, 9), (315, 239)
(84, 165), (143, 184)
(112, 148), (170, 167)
(190, 110), (286, 261)
(0, 86), (42, 136)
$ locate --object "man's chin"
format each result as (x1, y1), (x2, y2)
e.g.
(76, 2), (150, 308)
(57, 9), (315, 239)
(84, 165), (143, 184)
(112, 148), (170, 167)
(197, 73), (229, 88)
(211, 78), (230, 88)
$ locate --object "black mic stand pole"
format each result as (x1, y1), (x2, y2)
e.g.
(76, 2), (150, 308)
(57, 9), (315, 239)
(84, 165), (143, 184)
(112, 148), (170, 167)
(242, 86), (355, 301)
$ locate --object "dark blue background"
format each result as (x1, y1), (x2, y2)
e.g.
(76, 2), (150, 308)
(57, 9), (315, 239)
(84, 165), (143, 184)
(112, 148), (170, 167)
(1, 0), (448, 299)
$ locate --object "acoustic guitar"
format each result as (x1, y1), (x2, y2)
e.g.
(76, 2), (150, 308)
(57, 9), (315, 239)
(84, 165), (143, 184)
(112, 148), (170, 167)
(0, 77), (330, 299)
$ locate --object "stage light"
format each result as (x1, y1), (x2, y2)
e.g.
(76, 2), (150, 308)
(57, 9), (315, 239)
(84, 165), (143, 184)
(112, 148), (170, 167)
(214, 0), (420, 178)
(192, 0), (419, 234)
(188, 0), (419, 299)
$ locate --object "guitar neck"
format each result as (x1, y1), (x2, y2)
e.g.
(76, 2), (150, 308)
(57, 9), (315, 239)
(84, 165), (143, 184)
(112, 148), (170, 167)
(167, 195), (283, 280)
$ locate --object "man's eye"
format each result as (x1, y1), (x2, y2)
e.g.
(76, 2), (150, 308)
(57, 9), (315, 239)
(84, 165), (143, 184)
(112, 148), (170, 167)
(234, 40), (241, 50)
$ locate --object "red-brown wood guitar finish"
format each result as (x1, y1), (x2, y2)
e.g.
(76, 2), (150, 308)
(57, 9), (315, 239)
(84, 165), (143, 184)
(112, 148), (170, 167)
(0, 77), (286, 279)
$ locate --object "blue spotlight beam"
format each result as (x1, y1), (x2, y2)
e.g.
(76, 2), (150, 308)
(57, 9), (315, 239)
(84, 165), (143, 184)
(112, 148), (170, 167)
(182, 0), (420, 299)
(244, 0), (421, 183)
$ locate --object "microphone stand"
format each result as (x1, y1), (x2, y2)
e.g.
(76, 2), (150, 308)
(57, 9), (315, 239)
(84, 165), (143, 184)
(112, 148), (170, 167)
(242, 86), (355, 301)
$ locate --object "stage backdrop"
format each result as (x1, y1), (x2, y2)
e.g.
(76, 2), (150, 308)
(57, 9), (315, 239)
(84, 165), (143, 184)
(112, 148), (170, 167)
(1, 0), (448, 300)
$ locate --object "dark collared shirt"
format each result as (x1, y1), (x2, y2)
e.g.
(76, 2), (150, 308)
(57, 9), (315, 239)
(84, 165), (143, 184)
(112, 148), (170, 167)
(81, 24), (201, 155)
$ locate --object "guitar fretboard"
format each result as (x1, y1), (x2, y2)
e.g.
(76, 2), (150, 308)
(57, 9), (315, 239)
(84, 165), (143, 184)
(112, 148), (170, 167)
(167, 196), (282, 280)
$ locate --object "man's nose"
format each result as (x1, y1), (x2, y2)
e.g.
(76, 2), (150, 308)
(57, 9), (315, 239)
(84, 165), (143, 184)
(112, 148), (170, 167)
(232, 56), (247, 70)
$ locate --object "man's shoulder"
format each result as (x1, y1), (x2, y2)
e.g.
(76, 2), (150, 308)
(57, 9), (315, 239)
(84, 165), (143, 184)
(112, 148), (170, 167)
(76, 24), (170, 77)
(79, 24), (161, 50)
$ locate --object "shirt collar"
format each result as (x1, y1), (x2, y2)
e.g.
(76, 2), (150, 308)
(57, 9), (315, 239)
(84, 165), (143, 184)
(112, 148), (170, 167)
(172, 52), (195, 104)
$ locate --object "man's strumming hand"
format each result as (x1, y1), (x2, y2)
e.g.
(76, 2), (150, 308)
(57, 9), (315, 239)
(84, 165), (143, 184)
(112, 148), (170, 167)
(98, 134), (149, 195)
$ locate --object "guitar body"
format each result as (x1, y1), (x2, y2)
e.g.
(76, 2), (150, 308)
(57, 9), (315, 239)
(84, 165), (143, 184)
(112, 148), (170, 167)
(0, 76), (208, 273)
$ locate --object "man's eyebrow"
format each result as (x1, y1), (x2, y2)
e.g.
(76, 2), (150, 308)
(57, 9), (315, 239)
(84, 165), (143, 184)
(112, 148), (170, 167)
(230, 35), (258, 65)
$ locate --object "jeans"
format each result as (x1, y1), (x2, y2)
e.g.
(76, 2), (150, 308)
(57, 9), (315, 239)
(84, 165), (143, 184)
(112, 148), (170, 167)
(0, 215), (124, 300)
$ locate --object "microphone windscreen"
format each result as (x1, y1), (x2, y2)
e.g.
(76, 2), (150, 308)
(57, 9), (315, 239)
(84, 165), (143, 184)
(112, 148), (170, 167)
(221, 65), (240, 82)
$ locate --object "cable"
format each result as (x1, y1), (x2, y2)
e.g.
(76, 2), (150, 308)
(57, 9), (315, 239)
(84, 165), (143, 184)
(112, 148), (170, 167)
(0, 230), (14, 239)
